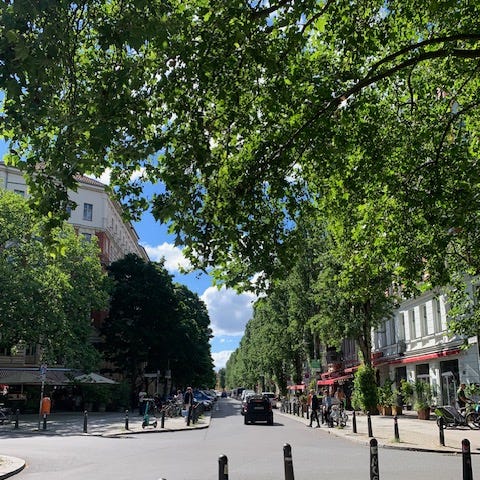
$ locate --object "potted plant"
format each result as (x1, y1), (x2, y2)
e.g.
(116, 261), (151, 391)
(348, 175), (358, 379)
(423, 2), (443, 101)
(413, 380), (433, 420)
(377, 379), (395, 415)
(82, 384), (112, 412)
(400, 379), (414, 410)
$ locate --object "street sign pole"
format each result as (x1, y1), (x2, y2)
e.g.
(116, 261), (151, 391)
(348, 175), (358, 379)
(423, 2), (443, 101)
(38, 364), (47, 430)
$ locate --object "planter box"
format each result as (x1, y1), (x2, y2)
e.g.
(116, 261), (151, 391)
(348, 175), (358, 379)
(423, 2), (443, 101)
(417, 408), (430, 420)
(380, 406), (392, 416)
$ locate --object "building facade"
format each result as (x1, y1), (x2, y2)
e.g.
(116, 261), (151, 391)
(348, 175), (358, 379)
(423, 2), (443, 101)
(0, 162), (149, 391)
(373, 289), (480, 407)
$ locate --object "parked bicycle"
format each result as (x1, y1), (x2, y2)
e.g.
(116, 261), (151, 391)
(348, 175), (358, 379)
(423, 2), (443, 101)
(330, 404), (348, 427)
(161, 399), (182, 417)
(0, 405), (13, 425)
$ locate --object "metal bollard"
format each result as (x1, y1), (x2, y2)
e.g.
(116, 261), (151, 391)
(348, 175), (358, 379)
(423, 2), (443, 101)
(283, 443), (295, 480)
(370, 438), (379, 480)
(14, 409), (19, 430)
(83, 410), (88, 433)
(438, 416), (445, 446)
(352, 409), (357, 433)
(42, 413), (47, 430)
(367, 411), (373, 437)
(218, 454), (229, 480)
(462, 439), (473, 480)
(393, 415), (400, 441)
(125, 409), (129, 430)
(161, 410), (165, 428)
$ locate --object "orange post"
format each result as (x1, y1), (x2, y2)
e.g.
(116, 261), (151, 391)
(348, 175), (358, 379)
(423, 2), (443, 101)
(40, 396), (51, 415)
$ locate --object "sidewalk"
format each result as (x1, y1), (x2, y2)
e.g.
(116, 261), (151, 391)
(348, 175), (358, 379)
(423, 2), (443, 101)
(276, 408), (480, 454)
(0, 410), (212, 479)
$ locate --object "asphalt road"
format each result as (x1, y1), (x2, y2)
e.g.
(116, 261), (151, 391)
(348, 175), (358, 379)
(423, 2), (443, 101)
(1, 398), (480, 480)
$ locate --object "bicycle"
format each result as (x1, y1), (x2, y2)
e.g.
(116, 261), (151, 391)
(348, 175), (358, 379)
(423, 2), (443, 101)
(0, 405), (13, 425)
(161, 400), (182, 417)
(330, 404), (348, 427)
(435, 402), (480, 430)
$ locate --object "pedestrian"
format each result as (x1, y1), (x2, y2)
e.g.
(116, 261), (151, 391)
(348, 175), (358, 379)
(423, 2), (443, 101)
(175, 389), (184, 406)
(457, 383), (472, 410)
(138, 389), (147, 416)
(335, 387), (346, 408)
(323, 389), (333, 427)
(183, 386), (194, 423)
(308, 390), (321, 428)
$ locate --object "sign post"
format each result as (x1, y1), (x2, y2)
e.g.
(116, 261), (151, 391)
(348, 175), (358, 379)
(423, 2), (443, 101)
(38, 364), (47, 430)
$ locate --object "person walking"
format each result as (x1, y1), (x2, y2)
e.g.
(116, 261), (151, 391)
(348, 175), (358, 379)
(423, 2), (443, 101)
(183, 387), (194, 423)
(308, 390), (321, 428)
(323, 389), (333, 427)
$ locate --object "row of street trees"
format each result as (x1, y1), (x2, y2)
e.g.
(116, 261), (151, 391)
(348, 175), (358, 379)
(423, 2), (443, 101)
(1, 2), (480, 404)
(0, 189), (215, 395)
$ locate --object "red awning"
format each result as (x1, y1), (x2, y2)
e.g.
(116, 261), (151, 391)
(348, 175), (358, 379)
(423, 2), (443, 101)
(317, 378), (335, 386)
(389, 349), (461, 365)
(317, 374), (353, 386)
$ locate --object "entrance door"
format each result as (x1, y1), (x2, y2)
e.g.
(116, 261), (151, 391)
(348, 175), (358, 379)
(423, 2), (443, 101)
(440, 359), (459, 406)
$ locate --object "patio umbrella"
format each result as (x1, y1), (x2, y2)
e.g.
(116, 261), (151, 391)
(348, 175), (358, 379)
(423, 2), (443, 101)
(73, 373), (117, 384)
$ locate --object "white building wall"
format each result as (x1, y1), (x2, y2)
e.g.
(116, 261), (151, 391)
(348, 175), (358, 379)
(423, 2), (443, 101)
(0, 163), (148, 263)
(374, 288), (480, 406)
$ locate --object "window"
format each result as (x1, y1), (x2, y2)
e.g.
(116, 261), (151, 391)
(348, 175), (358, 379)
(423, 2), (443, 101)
(388, 318), (396, 345)
(409, 309), (417, 339)
(421, 305), (428, 336)
(82, 233), (92, 241)
(434, 298), (445, 332)
(83, 203), (93, 221)
(13, 189), (25, 197)
(398, 313), (405, 340)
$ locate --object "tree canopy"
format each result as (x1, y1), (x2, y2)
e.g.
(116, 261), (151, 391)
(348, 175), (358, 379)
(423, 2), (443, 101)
(100, 254), (214, 391)
(2, 1), (480, 338)
(0, 188), (109, 369)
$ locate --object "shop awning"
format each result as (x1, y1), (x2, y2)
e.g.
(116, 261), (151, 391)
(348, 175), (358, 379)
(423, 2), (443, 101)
(0, 368), (73, 385)
(317, 374), (353, 386)
(73, 373), (117, 384)
(287, 384), (306, 391)
(389, 348), (461, 365)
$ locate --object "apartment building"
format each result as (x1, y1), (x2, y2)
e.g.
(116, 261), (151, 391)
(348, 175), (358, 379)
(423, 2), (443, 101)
(0, 162), (149, 388)
(372, 289), (480, 406)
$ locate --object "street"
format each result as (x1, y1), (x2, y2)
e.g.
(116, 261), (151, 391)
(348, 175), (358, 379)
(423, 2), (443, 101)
(1, 398), (479, 480)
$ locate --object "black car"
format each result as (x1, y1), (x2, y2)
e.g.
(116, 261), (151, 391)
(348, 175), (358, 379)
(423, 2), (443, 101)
(244, 394), (273, 425)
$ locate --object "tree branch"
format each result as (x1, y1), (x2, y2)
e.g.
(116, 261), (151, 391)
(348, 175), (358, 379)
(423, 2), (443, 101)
(271, 47), (480, 162)
(367, 34), (480, 77)
(301, 0), (333, 34)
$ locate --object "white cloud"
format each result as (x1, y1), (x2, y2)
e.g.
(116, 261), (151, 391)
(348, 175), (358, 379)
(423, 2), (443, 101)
(86, 166), (146, 186)
(201, 286), (256, 336)
(212, 350), (234, 370)
(142, 242), (192, 272)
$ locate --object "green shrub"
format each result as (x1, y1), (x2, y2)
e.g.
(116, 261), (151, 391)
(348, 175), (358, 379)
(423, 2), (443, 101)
(351, 364), (378, 413)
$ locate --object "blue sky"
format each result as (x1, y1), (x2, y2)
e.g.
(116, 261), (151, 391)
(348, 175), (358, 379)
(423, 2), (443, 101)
(0, 135), (253, 370)
(92, 170), (256, 371)
(131, 201), (255, 371)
